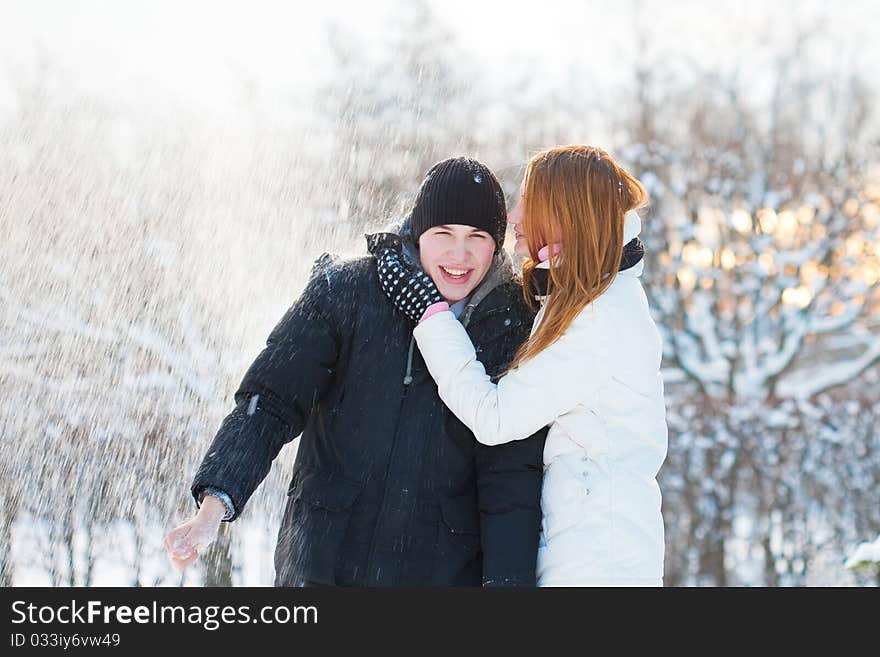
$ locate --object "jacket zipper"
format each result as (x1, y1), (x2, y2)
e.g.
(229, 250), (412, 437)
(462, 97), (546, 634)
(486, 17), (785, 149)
(364, 332), (415, 584)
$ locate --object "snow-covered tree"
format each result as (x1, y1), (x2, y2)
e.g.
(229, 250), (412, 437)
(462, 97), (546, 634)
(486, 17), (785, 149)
(619, 31), (880, 584)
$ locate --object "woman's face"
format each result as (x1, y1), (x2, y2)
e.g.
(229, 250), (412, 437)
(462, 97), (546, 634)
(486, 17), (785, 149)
(507, 180), (530, 257)
(508, 174), (563, 258)
(419, 224), (495, 303)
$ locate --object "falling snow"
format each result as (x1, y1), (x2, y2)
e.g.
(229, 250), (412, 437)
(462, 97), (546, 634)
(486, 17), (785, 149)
(1, 0), (879, 588)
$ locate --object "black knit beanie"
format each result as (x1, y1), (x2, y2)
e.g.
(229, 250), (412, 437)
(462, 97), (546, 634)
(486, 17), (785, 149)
(410, 157), (507, 252)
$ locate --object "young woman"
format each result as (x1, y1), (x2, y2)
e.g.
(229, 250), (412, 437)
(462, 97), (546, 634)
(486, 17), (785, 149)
(376, 145), (668, 586)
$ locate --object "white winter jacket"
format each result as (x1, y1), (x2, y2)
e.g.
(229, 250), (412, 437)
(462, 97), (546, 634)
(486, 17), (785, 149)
(413, 212), (668, 586)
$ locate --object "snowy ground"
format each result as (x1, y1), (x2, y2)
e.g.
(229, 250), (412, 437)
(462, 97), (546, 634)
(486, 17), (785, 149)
(10, 513), (278, 586)
(9, 511), (873, 586)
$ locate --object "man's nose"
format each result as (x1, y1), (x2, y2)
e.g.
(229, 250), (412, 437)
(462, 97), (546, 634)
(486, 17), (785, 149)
(448, 241), (468, 262)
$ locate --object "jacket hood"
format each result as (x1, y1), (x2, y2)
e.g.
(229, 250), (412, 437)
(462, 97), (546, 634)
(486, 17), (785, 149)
(621, 210), (644, 277)
(365, 214), (516, 326)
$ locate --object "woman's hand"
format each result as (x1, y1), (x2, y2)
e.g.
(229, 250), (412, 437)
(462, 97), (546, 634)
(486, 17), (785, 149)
(376, 247), (444, 323)
(164, 495), (226, 571)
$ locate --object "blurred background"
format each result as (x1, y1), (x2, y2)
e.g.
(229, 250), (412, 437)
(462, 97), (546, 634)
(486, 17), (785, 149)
(1, 0), (878, 586)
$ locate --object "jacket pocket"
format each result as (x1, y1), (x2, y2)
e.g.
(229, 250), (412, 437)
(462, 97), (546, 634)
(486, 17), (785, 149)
(276, 469), (364, 586)
(438, 496), (481, 535)
(432, 496), (482, 585)
(288, 468), (363, 511)
(540, 457), (593, 543)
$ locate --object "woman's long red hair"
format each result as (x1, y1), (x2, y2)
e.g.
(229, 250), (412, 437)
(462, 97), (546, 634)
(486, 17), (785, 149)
(508, 145), (648, 372)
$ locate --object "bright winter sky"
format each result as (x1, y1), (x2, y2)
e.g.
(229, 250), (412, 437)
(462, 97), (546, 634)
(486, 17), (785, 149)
(1, 0), (878, 115)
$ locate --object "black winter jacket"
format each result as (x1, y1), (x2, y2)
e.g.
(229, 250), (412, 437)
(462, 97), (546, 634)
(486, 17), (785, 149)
(191, 226), (547, 586)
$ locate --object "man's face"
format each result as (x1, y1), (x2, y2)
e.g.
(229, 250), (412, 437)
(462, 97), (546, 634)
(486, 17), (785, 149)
(419, 224), (495, 303)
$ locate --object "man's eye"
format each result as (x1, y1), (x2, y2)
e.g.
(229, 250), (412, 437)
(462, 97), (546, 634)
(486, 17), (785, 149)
(470, 233), (487, 239)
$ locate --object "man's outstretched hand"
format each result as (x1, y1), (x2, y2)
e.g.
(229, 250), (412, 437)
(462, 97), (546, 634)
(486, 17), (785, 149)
(164, 496), (225, 572)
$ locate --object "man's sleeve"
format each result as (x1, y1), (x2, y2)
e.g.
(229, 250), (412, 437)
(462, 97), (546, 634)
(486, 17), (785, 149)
(190, 253), (350, 521)
(475, 427), (547, 586)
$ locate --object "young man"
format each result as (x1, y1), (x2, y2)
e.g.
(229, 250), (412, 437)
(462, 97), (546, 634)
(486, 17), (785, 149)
(165, 157), (547, 586)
